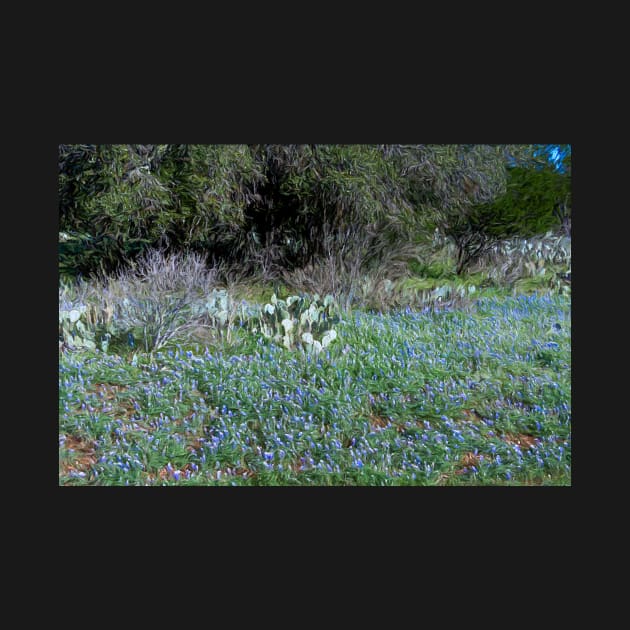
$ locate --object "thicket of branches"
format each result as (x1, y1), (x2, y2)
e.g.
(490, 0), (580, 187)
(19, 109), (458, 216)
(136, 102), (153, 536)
(59, 144), (571, 278)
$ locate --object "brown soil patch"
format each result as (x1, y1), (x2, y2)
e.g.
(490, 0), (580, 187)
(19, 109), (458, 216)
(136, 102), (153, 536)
(59, 435), (97, 476)
(156, 465), (177, 481)
(63, 435), (93, 451)
(89, 382), (128, 398)
(369, 414), (390, 430)
(453, 451), (484, 476)
(501, 432), (539, 449)
(81, 382), (138, 419)
(231, 466), (256, 479)
(460, 408), (484, 423)
(151, 462), (257, 483)
(460, 451), (483, 467)
(186, 438), (206, 452)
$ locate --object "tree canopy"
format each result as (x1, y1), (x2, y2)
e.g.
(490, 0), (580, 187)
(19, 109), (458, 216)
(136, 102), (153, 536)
(59, 144), (570, 277)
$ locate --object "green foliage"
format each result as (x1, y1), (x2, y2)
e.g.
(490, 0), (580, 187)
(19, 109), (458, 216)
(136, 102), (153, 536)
(443, 162), (571, 274)
(396, 145), (510, 205)
(408, 259), (457, 280)
(156, 144), (266, 251)
(474, 166), (570, 238)
(59, 144), (567, 281)
(57, 144), (418, 277)
(237, 144), (411, 275)
(59, 230), (152, 277)
(59, 144), (265, 276)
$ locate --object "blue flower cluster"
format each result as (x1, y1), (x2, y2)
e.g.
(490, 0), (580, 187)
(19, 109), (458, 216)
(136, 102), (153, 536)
(59, 294), (570, 485)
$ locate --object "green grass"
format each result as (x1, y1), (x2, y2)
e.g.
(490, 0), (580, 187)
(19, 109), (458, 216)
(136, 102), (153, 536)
(59, 291), (571, 486)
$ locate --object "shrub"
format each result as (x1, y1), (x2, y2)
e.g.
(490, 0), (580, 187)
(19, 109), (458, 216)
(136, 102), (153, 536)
(281, 224), (417, 312)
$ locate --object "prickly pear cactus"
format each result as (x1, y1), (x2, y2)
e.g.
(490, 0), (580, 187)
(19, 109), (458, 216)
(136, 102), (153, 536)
(59, 305), (97, 351)
(204, 289), (231, 327)
(255, 293), (339, 353)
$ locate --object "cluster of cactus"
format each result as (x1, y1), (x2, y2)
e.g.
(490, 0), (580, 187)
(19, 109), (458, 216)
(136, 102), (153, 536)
(59, 288), (341, 355)
(253, 293), (339, 353)
(202, 289), (232, 327)
(59, 306), (97, 351)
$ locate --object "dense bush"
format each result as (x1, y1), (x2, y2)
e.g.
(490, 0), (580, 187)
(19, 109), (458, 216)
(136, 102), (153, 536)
(59, 144), (568, 279)
(59, 144), (265, 276)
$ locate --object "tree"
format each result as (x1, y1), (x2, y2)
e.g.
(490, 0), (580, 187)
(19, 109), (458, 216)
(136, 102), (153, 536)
(387, 144), (572, 274)
(59, 144), (265, 276)
(59, 144), (568, 279)
(445, 154), (571, 274)
(239, 144), (409, 272)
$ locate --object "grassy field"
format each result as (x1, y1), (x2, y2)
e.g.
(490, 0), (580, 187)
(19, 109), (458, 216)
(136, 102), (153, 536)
(59, 292), (571, 486)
